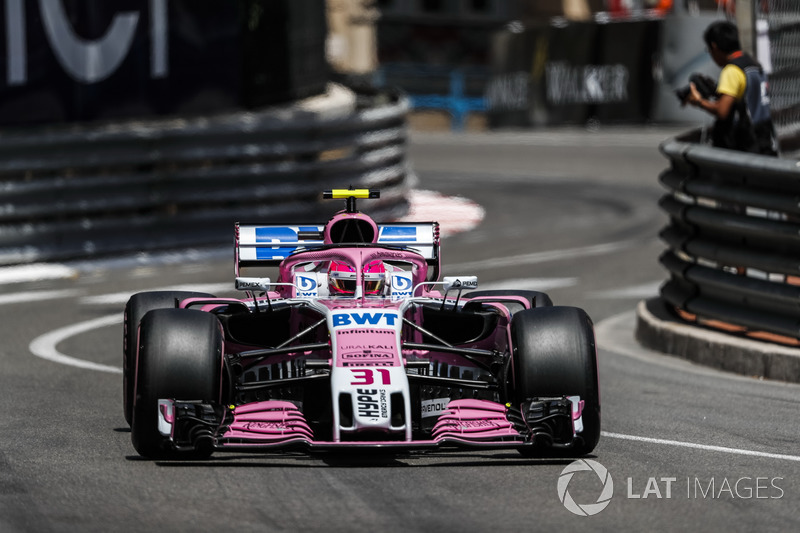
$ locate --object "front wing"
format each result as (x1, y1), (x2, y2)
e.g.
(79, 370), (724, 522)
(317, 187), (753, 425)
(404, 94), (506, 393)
(157, 397), (586, 453)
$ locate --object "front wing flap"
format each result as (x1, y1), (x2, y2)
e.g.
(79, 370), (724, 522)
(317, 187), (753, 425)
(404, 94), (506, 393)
(158, 397), (586, 453)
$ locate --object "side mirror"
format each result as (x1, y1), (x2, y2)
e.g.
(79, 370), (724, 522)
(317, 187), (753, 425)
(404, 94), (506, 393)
(235, 277), (271, 292)
(442, 276), (478, 292)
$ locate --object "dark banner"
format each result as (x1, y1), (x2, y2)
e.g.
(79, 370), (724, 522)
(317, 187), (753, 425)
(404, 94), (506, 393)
(0, 0), (327, 127)
(486, 20), (661, 127)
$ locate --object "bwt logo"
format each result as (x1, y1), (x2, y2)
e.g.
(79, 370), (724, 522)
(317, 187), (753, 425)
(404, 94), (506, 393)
(391, 274), (412, 292)
(390, 273), (413, 301)
(333, 312), (398, 328)
(5, 0), (168, 85)
(295, 274), (318, 296)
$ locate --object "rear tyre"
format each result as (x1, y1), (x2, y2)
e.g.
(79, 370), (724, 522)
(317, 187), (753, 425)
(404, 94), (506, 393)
(131, 309), (223, 459)
(123, 291), (214, 425)
(510, 306), (600, 456)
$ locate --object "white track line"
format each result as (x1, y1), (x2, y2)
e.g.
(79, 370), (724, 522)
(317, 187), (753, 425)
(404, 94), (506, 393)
(587, 281), (661, 299)
(477, 277), (577, 291)
(29, 314), (123, 374)
(451, 240), (637, 271)
(596, 310), (800, 462)
(0, 289), (82, 306)
(0, 263), (77, 284)
(80, 282), (233, 305)
(602, 431), (800, 463)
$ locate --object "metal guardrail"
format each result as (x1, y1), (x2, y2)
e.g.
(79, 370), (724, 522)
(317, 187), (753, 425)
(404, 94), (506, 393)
(657, 131), (800, 340)
(0, 87), (412, 265)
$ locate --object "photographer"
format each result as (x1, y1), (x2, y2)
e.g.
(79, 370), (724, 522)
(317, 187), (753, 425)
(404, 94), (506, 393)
(683, 21), (778, 156)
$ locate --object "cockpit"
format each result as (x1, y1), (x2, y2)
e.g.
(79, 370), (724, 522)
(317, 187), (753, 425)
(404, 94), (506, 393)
(288, 255), (418, 301)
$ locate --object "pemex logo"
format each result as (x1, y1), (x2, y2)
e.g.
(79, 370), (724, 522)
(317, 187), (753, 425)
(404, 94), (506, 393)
(557, 459), (614, 516)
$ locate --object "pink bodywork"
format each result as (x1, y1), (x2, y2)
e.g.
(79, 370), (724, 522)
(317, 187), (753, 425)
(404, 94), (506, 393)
(216, 399), (525, 448)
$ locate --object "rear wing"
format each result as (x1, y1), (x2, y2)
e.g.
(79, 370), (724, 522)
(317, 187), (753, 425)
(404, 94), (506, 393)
(236, 222), (441, 275)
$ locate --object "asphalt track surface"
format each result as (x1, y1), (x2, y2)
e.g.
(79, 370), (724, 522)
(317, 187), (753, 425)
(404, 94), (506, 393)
(1, 127), (798, 532)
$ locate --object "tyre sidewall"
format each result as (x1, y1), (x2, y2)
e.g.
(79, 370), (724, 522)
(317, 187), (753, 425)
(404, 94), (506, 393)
(123, 291), (214, 425)
(131, 308), (223, 458)
(510, 306), (600, 455)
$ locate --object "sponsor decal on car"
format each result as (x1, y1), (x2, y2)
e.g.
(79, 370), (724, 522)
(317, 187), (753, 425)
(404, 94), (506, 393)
(341, 352), (393, 359)
(355, 388), (389, 419)
(344, 361), (395, 367)
(336, 328), (395, 336)
(421, 397), (450, 418)
(254, 226), (323, 243)
(390, 272), (414, 301)
(338, 344), (394, 351)
(294, 273), (318, 297)
(378, 226), (418, 242)
(332, 311), (399, 329)
(242, 422), (290, 431)
(456, 420), (502, 430)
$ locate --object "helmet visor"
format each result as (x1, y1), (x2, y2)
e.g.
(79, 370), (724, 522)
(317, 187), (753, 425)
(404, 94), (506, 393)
(363, 272), (385, 296)
(329, 270), (357, 295)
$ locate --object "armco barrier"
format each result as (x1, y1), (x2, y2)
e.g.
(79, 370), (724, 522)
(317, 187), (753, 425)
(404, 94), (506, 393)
(655, 130), (800, 341)
(0, 85), (412, 265)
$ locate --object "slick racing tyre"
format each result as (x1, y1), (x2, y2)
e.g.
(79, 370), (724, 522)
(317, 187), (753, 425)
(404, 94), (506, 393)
(131, 308), (223, 459)
(123, 291), (214, 425)
(510, 306), (600, 456)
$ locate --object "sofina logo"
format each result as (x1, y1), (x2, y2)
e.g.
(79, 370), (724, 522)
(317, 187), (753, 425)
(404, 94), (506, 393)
(557, 459), (614, 516)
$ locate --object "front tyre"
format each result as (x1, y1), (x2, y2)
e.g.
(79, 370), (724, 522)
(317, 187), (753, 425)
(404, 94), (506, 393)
(510, 306), (600, 456)
(131, 309), (223, 459)
(123, 291), (214, 425)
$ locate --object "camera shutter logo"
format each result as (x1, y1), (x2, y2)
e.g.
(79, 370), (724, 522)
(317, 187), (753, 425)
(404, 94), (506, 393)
(557, 459), (614, 516)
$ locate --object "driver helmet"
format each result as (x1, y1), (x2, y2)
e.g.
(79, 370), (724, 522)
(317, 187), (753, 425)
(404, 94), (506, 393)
(328, 260), (386, 296)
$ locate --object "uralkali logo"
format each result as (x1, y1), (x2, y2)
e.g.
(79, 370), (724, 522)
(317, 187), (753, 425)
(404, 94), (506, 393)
(557, 459), (614, 516)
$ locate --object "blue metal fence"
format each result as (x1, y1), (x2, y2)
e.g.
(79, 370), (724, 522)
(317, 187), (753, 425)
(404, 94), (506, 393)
(376, 64), (488, 130)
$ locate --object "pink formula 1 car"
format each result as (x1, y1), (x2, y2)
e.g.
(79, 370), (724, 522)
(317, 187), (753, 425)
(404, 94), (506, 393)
(124, 189), (600, 458)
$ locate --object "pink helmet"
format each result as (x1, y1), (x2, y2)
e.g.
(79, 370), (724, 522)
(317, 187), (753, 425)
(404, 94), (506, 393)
(329, 260), (386, 296)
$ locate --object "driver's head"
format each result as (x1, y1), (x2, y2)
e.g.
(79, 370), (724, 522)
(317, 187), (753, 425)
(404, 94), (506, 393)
(362, 260), (386, 295)
(328, 260), (386, 296)
(328, 260), (357, 295)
